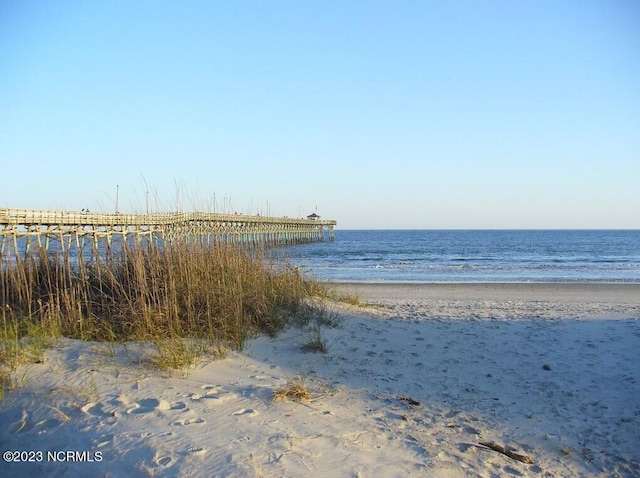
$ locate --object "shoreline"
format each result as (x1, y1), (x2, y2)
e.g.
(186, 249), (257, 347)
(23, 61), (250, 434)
(328, 281), (640, 305)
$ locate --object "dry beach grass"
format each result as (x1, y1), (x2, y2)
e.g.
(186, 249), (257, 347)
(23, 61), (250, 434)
(0, 240), (325, 395)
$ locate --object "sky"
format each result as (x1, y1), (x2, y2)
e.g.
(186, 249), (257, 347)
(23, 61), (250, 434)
(1, 1), (639, 229)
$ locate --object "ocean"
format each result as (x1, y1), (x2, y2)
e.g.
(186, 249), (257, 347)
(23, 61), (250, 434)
(271, 230), (640, 284)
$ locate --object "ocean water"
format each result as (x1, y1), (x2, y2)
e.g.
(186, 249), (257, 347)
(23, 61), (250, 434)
(271, 230), (640, 283)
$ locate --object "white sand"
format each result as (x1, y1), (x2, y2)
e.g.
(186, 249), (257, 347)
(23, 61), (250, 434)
(1, 283), (639, 477)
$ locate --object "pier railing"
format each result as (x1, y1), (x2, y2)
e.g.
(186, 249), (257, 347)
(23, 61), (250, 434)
(0, 207), (336, 257)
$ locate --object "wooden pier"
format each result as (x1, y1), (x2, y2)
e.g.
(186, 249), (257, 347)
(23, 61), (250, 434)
(0, 207), (336, 258)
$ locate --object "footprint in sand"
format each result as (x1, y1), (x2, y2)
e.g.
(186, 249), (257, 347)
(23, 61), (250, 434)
(156, 455), (173, 467)
(189, 387), (211, 400)
(190, 385), (229, 401)
(170, 401), (187, 410)
(81, 402), (108, 417)
(185, 447), (206, 456)
(190, 386), (238, 407)
(171, 417), (206, 426)
(127, 398), (172, 414)
(232, 408), (259, 417)
(202, 384), (221, 392)
(205, 390), (237, 401)
(104, 394), (132, 413)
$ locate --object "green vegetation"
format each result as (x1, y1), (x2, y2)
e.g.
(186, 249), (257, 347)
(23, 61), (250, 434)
(0, 240), (326, 393)
(300, 324), (329, 354)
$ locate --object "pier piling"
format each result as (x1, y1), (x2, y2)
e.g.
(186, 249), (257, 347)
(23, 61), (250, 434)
(0, 208), (336, 259)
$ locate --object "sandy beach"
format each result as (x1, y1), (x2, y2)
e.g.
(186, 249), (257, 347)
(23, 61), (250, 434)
(1, 282), (639, 477)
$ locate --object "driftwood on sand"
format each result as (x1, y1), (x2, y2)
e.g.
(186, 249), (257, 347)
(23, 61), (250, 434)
(478, 441), (535, 464)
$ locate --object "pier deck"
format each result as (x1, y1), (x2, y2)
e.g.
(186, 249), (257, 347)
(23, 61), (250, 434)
(0, 207), (336, 257)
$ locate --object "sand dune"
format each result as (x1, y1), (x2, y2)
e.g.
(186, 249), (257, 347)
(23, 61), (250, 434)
(1, 283), (639, 477)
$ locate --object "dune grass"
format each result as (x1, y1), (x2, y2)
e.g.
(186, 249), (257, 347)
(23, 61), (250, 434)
(0, 240), (325, 392)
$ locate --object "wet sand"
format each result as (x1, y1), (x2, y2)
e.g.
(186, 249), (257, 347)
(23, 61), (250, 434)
(330, 282), (640, 305)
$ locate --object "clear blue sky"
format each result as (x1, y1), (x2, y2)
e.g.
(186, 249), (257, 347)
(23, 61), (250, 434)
(1, 1), (638, 228)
